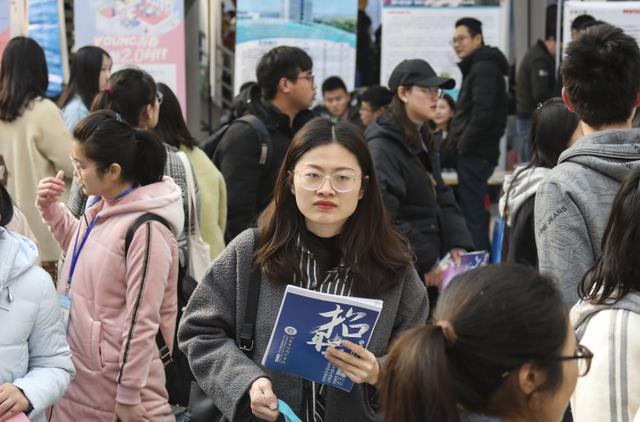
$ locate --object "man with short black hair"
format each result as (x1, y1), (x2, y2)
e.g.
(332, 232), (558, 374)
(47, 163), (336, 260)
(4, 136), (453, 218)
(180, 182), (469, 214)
(358, 85), (392, 127)
(449, 17), (509, 251)
(215, 46), (316, 242)
(570, 14), (595, 39)
(316, 75), (360, 126)
(535, 24), (640, 307)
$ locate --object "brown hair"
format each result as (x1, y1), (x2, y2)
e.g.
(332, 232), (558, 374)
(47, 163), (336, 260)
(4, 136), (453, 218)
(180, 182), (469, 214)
(254, 118), (413, 297)
(379, 264), (569, 422)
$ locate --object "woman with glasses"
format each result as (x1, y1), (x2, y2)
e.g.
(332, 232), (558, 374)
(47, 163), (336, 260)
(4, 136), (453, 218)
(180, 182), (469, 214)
(572, 169), (640, 422)
(67, 67), (199, 271)
(36, 110), (182, 422)
(378, 264), (592, 422)
(178, 118), (428, 422)
(365, 59), (473, 304)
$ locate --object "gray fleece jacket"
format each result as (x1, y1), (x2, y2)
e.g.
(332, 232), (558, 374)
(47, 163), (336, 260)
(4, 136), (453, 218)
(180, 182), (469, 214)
(177, 229), (428, 421)
(535, 128), (640, 307)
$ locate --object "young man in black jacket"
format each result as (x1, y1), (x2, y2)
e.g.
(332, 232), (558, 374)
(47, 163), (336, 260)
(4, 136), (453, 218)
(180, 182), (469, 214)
(214, 46), (316, 242)
(449, 17), (509, 251)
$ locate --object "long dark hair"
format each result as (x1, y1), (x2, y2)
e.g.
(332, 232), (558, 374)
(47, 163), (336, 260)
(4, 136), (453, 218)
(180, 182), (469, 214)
(0, 183), (13, 227)
(0, 37), (48, 122)
(73, 110), (166, 186)
(58, 46), (110, 110)
(379, 264), (569, 422)
(255, 118), (413, 297)
(579, 170), (640, 303)
(388, 93), (435, 151)
(152, 83), (198, 149)
(91, 67), (156, 127)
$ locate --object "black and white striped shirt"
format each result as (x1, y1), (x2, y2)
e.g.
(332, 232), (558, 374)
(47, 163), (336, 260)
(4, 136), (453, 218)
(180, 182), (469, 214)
(296, 230), (352, 422)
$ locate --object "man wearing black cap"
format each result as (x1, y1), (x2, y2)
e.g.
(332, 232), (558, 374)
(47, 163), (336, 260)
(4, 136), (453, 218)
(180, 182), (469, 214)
(449, 17), (509, 251)
(365, 59), (473, 298)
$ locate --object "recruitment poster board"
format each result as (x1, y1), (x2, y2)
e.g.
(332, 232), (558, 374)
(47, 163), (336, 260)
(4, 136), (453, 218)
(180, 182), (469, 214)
(0, 0), (10, 59)
(75, 0), (186, 114)
(234, 0), (357, 97)
(563, 1), (640, 46)
(380, 0), (508, 98)
(27, 0), (68, 97)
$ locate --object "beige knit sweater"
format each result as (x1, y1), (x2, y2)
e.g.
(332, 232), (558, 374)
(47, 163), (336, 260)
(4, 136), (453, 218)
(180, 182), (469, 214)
(0, 98), (74, 261)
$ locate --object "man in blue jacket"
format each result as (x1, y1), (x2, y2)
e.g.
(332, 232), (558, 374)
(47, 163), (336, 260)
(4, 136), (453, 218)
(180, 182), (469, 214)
(449, 17), (509, 251)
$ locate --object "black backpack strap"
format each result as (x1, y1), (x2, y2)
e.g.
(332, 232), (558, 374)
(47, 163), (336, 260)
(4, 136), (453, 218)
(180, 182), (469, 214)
(124, 213), (174, 366)
(236, 114), (272, 168)
(238, 228), (262, 354)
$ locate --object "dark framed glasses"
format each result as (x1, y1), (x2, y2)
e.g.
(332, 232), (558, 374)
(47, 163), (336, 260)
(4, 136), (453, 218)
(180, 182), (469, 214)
(551, 344), (593, 377)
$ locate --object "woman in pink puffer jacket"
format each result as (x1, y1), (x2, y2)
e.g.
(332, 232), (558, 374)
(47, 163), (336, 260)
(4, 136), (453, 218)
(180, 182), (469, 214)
(37, 110), (183, 422)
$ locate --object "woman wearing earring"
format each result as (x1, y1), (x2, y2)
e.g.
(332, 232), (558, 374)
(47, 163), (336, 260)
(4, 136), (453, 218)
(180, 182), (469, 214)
(178, 118), (427, 422)
(365, 59), (473, 299)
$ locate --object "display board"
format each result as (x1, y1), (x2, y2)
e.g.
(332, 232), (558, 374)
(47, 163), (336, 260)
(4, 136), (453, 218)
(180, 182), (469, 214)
(75, 0), (186, 113)
(380, 0), (509, 98)
(234, 0), (357, 97)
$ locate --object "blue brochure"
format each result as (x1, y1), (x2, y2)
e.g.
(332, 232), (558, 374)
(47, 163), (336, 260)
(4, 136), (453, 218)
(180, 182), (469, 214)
(262, 285), (383, 392)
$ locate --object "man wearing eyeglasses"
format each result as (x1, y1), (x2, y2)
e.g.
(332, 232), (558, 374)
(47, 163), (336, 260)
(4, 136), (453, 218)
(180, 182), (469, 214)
(214, 46), (316, 242)
(449, 17), (509, 252)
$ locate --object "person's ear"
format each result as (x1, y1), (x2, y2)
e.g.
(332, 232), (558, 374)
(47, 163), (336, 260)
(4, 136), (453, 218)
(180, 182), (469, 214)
(517, 362), (546, 396)
(139, 104), (154, 127)
(279, 77), (293, 95)
(358, 176), (369, 200)
(634, 92), (640, 108)
(562, 88), (575, 112)
(398, 86), (410, 104)
(106, 163), (123, 182)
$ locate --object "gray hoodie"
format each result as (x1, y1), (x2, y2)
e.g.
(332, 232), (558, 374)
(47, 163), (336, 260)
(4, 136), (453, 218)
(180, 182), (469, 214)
(534, 128), (640, 307)
(0, 227), (75, 422)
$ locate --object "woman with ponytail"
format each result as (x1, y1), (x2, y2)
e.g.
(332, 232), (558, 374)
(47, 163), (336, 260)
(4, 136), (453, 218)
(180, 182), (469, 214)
(36, 110), (183, 421)
(67, 67), (198, 271)
(379, 264), (591, 422)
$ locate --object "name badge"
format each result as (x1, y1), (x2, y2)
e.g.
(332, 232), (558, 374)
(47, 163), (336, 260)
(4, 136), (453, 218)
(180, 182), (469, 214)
(59, 293), (72, 333)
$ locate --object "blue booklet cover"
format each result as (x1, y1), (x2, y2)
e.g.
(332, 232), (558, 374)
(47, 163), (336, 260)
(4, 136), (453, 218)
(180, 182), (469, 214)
(262, 285), (383, 392)
(440, 250), (490, 289)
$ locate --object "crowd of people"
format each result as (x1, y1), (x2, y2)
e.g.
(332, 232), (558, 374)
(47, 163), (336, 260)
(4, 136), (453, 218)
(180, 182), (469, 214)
(0, 11), (639, 422)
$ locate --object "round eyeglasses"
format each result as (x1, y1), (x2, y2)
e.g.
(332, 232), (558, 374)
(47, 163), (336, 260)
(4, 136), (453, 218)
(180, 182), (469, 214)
(292, 169), (362, 193)
(551, 343), (594, 377)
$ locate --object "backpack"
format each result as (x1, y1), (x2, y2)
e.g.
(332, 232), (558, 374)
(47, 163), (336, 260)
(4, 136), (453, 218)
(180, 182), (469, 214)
(124, 213), (197, 406)
(201, 114), (272, 169)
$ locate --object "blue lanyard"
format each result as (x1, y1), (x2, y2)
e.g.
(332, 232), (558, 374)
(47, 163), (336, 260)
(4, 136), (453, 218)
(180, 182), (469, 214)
(66, 186), (136, 290)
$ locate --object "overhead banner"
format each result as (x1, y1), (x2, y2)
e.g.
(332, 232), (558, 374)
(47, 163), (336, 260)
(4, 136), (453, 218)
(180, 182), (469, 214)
(75, 0), (186, 114)
(563, 1), (640, 46)
(234, 0), (357, 97)
(381, 0), (508, 98)
(27, 0), (68, 97)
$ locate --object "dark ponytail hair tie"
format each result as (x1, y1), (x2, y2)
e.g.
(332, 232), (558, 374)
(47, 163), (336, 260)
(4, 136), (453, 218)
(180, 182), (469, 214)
(104, 87), (114, 96)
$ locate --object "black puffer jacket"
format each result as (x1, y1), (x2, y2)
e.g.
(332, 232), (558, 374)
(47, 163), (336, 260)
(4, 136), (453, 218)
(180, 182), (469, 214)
(450, 46), (509, 165)
(214, 84), (315, 242)
(366, 112), (473, 275)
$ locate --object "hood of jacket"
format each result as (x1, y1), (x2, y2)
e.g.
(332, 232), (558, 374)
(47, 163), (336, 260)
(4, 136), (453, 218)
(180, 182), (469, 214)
(571, 292), (640, 340)
(458, 45), (509, 77)
(0, 227), (39, 291)
(558, 128), (640, 181)
(499, 165), (549, 225)
(86, 176), (184, 239)
(365, 112), (422, 155)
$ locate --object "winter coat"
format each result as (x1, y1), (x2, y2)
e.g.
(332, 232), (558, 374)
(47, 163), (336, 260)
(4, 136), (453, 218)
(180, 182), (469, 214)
(366, 112), (474, 275)
(62, 95), (89, 133)
(0, 97), (75, 261)
(535, 128), (640, 307)
(41, 177), (183, 422)
(571, 292), (640, 422)
(516, 40), (555, 117)
(0, 228), (75, 422)
(499, 165), (549, 267)
(213, 84), (315, 242)
(450, 46), (509, 165)
(180, 145), (227, 259)
(178, 229), (428, 421)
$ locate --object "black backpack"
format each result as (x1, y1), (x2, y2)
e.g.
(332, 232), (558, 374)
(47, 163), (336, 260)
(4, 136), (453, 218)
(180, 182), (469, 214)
(201, 114), (272, 170)
(124, 213), (197, 407)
